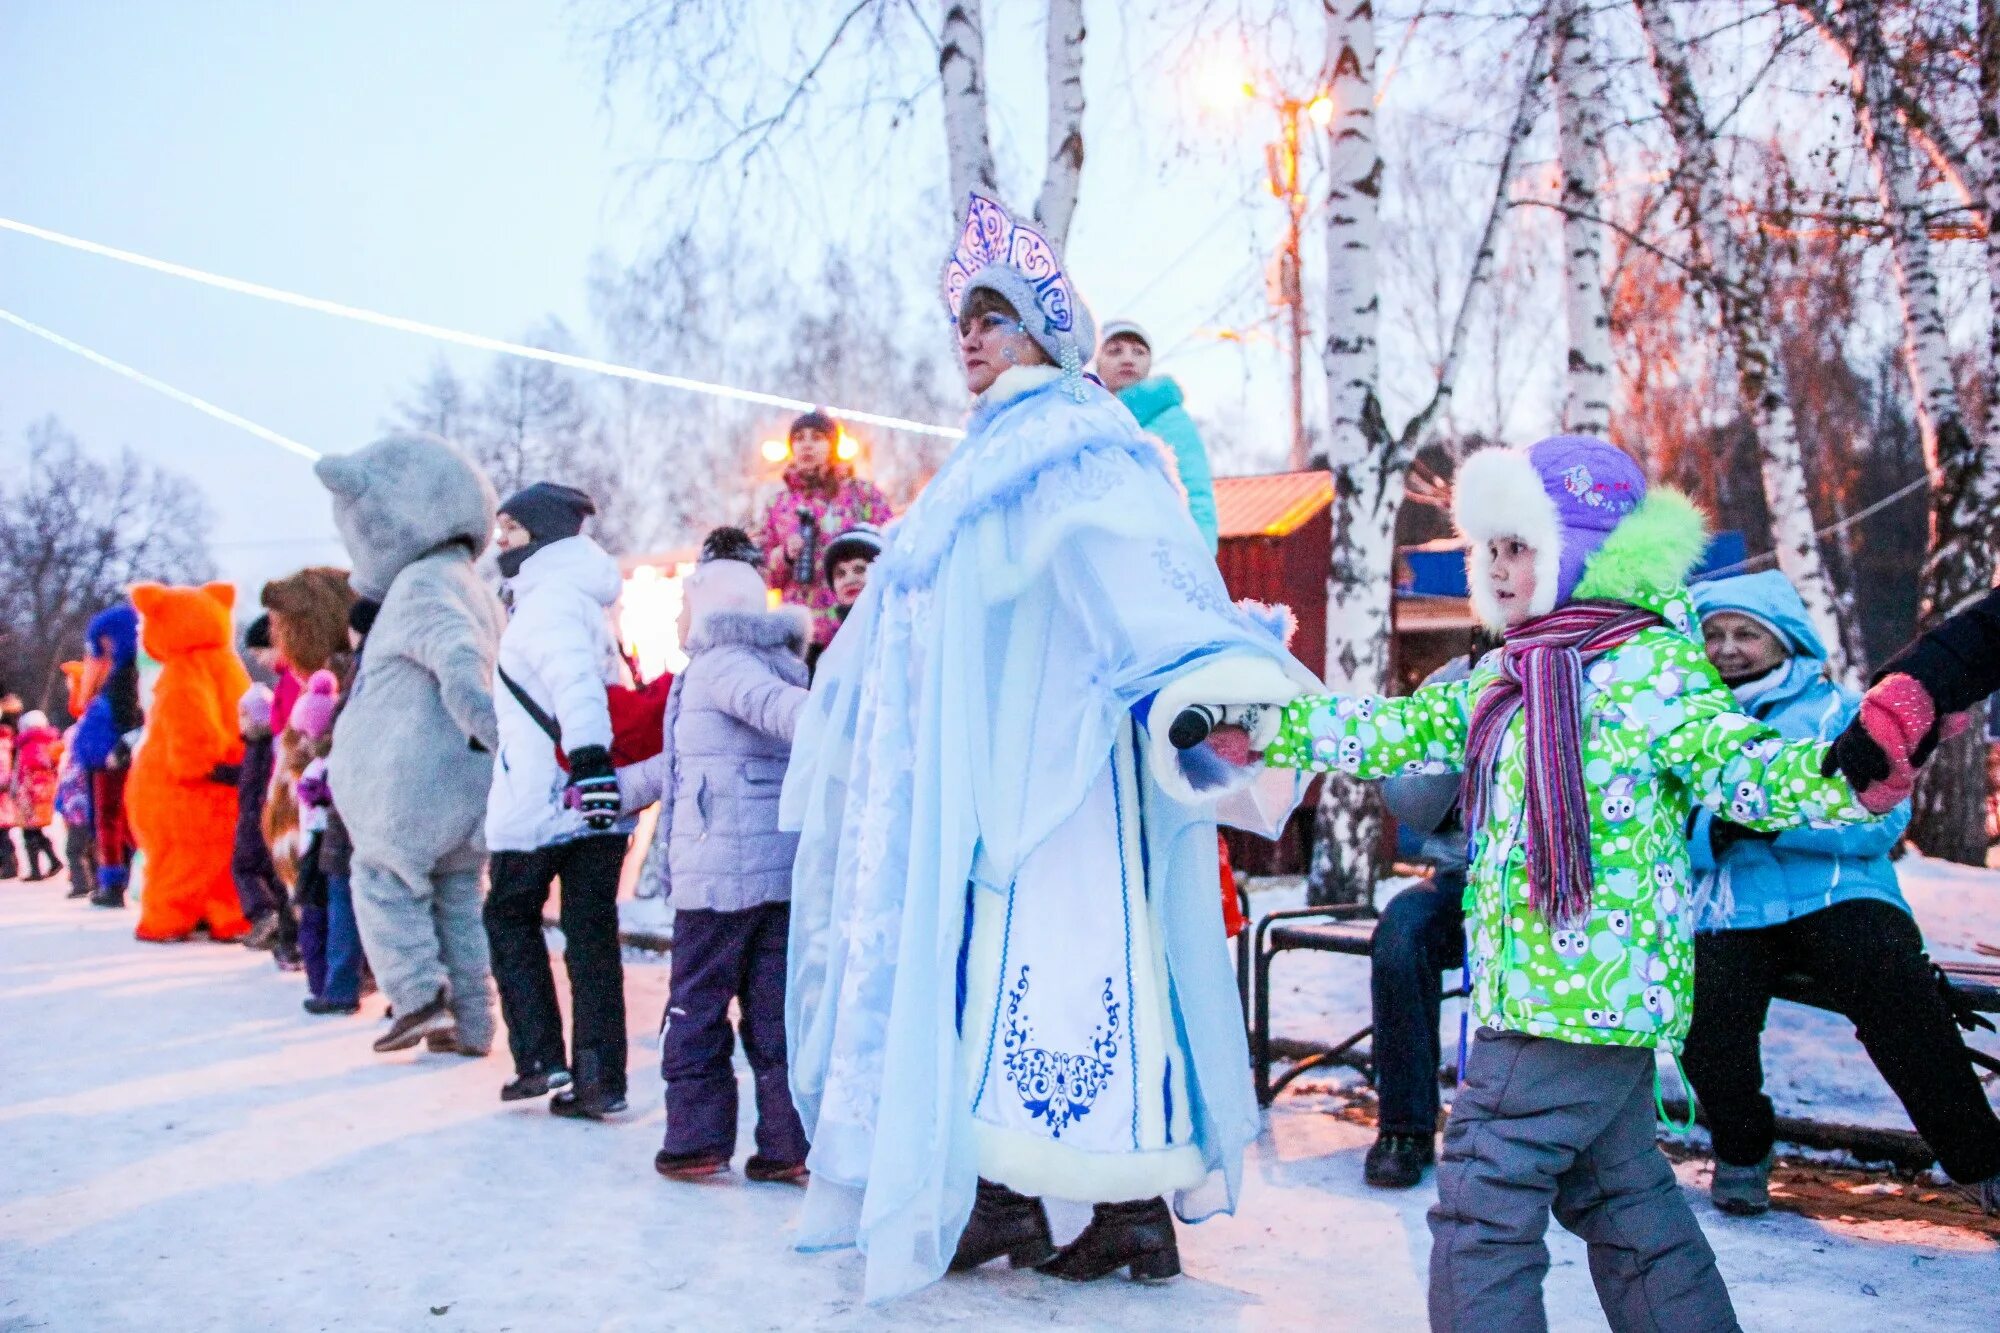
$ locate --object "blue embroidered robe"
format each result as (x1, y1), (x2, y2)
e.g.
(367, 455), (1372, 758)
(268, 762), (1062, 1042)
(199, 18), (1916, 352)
(780, 367), (1311, 1301)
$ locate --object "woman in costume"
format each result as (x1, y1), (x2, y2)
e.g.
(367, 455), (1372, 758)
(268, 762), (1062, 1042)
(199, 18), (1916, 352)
(781, 194), (1314, 1301)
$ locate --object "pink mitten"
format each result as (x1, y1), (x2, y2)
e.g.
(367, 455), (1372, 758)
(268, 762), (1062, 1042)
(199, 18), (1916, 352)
(1205, 724), (1252, 767)
(1857, 769), (1915, 816)
(1859, 673), (1937, 767)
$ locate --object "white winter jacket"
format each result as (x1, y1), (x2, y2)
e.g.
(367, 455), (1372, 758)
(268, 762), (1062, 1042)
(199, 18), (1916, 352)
(485, 535), (628, 852)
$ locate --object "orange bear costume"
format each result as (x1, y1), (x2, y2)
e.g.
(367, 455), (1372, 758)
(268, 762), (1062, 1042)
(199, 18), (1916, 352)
(129, 582), (254, 942)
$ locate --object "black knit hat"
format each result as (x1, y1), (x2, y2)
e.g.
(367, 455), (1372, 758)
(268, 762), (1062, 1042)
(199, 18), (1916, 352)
(244, 613), (272, 651)
(823, 524), (885, 586)
(699, 526), (762, 566)
(498, 481), (597, 544)
(789, 410), (838, 443)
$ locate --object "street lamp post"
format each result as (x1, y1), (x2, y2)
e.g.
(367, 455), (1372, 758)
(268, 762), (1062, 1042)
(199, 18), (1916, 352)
(1270, 99), (1309, 472)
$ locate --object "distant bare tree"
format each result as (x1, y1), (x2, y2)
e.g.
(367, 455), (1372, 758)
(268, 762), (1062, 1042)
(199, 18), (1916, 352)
(390, 323), (638, 553)
(584, 0), (1090, 249)
(0, 417), (214, 716)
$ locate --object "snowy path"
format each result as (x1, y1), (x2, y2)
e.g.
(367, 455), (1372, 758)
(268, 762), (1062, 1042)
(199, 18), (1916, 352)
(4, 889), (1995, 1332)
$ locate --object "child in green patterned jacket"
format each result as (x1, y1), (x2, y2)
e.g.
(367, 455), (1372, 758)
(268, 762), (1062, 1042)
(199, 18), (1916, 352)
(1260, 437), (1878, 1333)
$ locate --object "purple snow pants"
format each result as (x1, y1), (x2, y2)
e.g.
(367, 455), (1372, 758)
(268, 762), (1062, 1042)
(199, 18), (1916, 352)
(660, 902), (807, 1166)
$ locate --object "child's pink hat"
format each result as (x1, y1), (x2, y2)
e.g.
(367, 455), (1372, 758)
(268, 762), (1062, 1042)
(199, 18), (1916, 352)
(290, 670), (340, 740)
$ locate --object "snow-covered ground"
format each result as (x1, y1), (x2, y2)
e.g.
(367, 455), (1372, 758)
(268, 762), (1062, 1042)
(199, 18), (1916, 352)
(1261, 854), (2000, 1137)
(4, 884), (1997, 1332)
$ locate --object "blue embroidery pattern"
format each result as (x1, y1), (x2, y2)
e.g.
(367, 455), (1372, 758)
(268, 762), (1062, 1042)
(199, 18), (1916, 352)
(1152, 542), (1232, 618)
(1002, 967), (1122, 1136)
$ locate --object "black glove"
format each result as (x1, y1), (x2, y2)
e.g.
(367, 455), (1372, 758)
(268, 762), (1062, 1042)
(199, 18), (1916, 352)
(1820, 715), (1894, 788)
(1709, 819), (1778, 861)
(207, 762), (242, 786)
(566, 745), (620, 832)
(1935, 964), (1997, 1034)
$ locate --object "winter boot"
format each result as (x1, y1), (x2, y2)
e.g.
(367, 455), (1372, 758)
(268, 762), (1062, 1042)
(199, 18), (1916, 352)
(0, 833), (19, 881)
(1964, 1175), (2000, 1216)
(371, 988), (454, 1052)
(551, 1051), (626, 1119)
(303, 996), (360, 1016)
(1710, 1151), (1774, 1216)
(241, 914), (280, 951)
(426, 1030), (488, 1057)
(948, 1179), (1056, 1273)
(745, 1155), (809, 1184)
(654, 1148), (730, 1179)
(89, 866), (128, 909)
(1364, 1131), (1436, 1189)
(500, 1067), (571, 1102)
(1039, 1197), (1181, 1282)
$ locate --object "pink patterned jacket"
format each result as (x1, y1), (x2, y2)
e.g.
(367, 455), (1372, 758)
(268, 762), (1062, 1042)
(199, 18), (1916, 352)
(759, 464), (893, 647)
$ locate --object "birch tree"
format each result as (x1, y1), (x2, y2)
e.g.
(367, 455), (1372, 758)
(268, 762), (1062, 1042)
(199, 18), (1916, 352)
(1553, 0), (1614, 436)
(1842, 5), (2000, 862)
(1635, 0), (1857, 685)
(940, 2), (1000, 227)
(1311, 8), (1547, 904)
(594, 0), (1088, 252)
(1034, 0), (1087, 244)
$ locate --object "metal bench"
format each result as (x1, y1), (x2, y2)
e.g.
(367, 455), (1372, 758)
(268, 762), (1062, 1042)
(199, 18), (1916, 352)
(1251, 906), (2000, 1107)
(1251, 903), (1467, 1106)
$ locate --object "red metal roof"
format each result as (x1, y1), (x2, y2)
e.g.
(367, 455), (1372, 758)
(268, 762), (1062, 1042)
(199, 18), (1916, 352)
(1215, 470), (1334, 540)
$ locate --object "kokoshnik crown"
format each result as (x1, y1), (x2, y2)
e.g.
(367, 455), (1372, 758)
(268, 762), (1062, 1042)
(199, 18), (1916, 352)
(942, 192), (1096, 397)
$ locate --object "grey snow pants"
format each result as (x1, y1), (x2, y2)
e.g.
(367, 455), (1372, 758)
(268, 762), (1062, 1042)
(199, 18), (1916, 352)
(349, 854), (495, 1050)
(1427, 1029), (1739, 1333)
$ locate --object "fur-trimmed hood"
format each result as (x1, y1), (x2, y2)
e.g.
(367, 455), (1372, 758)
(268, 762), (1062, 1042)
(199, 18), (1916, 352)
(1456, 440), (1706, 632)
(686, 605), (811, 658)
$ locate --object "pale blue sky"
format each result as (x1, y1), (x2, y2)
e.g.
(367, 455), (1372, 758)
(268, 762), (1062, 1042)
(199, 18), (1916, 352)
(0, 2), (1416, 594)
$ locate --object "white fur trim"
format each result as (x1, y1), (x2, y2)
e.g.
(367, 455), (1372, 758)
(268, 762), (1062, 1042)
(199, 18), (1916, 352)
(975, 1122), (1207, 1203)
(973, 364), (1062, 411)
(1145, 654), (1305, 804)
(1453, 446), (1561, 630)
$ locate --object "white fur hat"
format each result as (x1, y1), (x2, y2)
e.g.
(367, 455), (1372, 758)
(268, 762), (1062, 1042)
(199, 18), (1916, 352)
(1453, 436), (1647, 631)
(682, 558), (769, 633)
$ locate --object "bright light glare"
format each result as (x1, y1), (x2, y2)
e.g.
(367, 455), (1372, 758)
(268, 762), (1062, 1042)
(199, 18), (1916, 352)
(1306, 95), (1336, 126)
(619, 561), (693, 680)
(835, 430), (860, 462)
(760, 437), (790, 463)
(1195, 54), (1258, 110)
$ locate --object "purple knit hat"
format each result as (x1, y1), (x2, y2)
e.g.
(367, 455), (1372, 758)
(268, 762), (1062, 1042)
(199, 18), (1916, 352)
(1455, 435), (1646, 628)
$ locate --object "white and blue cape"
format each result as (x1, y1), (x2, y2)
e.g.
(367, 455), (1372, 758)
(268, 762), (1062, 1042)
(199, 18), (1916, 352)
(781, 366), (1313, 1301)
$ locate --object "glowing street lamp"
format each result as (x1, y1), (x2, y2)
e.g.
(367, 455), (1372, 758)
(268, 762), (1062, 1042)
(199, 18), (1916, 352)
(760, 437), (790, 464)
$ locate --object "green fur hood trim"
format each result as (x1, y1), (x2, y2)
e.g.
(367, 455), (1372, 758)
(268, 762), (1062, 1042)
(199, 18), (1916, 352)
(1571, 489), (1708, 622)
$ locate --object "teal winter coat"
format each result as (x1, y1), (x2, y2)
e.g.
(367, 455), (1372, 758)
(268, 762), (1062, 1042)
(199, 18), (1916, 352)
(1117, 377), (1218, 551)
(1688, 572), (1911, 931)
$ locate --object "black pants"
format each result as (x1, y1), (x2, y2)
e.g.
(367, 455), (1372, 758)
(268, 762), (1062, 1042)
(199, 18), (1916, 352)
(485, 835), (630, 1095)
(1683, 898), (2000, 1184)
(20, 827), (61, 879)
(1370, 872), (1467, 1134)
(660, 903), (807, 1164)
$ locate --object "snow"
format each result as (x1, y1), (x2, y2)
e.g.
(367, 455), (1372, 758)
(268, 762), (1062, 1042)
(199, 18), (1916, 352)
(1261, 855), (2000, 1138)
(4, 884), (1997, 1331)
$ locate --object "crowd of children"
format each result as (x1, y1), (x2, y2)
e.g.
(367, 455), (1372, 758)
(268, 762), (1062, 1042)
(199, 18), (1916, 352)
(17, 191), (2000, 1328)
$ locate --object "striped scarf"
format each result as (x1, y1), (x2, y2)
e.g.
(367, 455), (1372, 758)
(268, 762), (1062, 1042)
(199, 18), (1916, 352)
(1463, 600), (1663, 930)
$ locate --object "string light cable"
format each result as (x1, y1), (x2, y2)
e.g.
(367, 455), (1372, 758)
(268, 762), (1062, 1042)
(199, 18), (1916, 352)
(0, 214), (966, 442)
(1690, 474), (1932, 582)
(0, 304), (321, 461)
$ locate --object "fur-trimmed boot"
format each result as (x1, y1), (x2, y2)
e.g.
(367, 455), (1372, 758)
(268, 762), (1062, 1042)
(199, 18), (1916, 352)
(1039, 1197), (1181, 1282)
(89, 865), (128, 909)
(948, 1179), (1055, 1272)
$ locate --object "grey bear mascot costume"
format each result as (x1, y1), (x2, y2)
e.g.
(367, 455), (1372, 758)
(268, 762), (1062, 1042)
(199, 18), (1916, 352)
(318, 436), (506, 1053)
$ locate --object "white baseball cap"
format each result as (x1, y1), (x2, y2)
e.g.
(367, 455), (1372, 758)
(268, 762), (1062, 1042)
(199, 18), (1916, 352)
(1098, 320), (1151, 353)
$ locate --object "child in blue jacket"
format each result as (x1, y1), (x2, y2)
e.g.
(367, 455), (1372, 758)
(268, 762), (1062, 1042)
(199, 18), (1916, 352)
(1685, 571), (2000, 1216)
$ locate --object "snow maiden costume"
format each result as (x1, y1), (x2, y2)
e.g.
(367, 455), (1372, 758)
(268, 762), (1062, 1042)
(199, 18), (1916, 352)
(1261, 437), (1882, 1332)
(781, 194), (1316, 1301)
